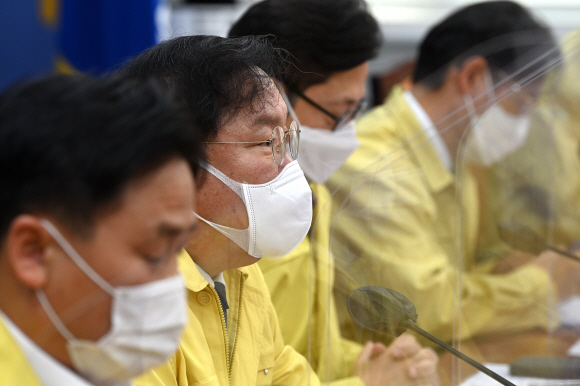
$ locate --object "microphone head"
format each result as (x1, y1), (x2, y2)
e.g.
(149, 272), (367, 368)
(497, 221), (545, 255)
(347, 286), (418, 337)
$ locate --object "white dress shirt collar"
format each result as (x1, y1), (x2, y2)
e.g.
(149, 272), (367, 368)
(195, 263), (226, 290)
(403, 90), (453, 171)
(0, 311), (96, 386)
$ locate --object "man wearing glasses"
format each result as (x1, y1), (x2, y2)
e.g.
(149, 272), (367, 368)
(229, 1), (440, 386)
(122, 35), (320, 386)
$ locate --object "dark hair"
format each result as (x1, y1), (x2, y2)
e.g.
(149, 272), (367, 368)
(228, 0), (381, 91)
(413, 1), (560, 89)
(0, 73), (205, 240)
(119, 35), (288, 141)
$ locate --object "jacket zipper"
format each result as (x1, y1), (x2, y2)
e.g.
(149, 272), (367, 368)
(229, 274), (245, 378)
(209, 286), (231, 385)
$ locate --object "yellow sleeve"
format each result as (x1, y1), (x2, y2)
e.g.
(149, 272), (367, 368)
(260, 182), (365, 384)
(321, 338), (365, 386)
(340, 337), (363, 370)
(271, 344), (321, 386)
(259, 240), (311, 358)
(132, 309), (220, 386)
(328, 108), (556, 343)
(260, 244), (365, 385)
(261, 270), (321, 386)
(133, 354), (178, 386)
(327, 377), (366, 386)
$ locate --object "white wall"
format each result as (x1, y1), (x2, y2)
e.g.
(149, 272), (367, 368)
(167, 0), (580, 76)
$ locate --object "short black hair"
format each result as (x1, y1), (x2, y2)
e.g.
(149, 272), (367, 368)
(0, 73), (204, 240)
(228, 0), (381, 91)
(413, 1), (559, 89)
(120, 35), (288, 141)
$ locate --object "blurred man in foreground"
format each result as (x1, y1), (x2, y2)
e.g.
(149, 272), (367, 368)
(0, 74), (204, 385)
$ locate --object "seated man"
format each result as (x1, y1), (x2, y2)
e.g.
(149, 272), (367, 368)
(229, 1), (439, 385)
(122, 35), (320, 385)
(326, 1), (575, 343)
(0, 74), (204, 385)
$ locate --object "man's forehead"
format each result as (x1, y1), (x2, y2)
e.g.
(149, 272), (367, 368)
(252, 111), (285, 129)
(216, 80), (288, 138)
(237, 87), (287, 122)
(253, 92), (287, 124)
(316, 80), (365, 107)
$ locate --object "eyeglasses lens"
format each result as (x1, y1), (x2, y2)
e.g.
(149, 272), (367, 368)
(288, 121), (300, 160)
(335, 100), (368, 130)
(272, 126), (285, 165)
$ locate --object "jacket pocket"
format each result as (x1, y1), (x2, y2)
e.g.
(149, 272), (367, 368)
(256, 314), (275, 386)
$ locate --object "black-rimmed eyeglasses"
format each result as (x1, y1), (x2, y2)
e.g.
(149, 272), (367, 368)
(291, 88), (367, 131)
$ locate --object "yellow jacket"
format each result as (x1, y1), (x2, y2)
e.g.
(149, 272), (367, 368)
(326, 86), (555, 343)
(259, 182), (364, 386)
(135, 250), (319, 386)
(0, 317), (43, 386)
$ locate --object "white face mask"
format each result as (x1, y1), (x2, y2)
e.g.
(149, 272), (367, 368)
(279, 87), (360, 184)
(36, 219), (187, 385)
(465, 105), (530, 166)
(195, 160), (312, 258)
(297, 120), (360, 184)
(463, 71), (531, 166)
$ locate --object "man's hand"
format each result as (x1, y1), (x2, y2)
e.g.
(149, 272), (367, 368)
(353, 334), (439, 386)
(492, 250), (536, 274)
(531, 249), (580, 301)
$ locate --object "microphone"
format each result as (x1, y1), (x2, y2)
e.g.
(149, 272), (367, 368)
(347, 286), (517, 386)
(497, 221), (580, 263)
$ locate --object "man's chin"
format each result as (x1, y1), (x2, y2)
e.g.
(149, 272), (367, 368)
(223, 247), (260, 270)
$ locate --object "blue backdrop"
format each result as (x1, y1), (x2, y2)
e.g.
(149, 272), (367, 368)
(0, 2), (55, 91)
(0, 1), (159, 91)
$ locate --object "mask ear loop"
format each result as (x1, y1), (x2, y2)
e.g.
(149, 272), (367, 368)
(462, 93), (478, 123)
(194, 163), (252, 255)
(192, 212), (250, 254)
(483, 69), (497, 105)
(40, 219), (115, 295)
(36, 219), (116, 343)
(464, 68), (498, 122)
(460, 68), (501, 169)
(199, 162), (245, 203)
(460, 89), (482, 170)
(36, 290), (78, 341)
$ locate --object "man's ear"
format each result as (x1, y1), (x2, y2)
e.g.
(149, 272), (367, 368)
(456, 56), (489, 97)
(5, 215), (53, 289)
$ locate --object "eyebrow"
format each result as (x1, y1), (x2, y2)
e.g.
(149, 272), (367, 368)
(328, 97), (362, 107)
(157, 221), (198, 237)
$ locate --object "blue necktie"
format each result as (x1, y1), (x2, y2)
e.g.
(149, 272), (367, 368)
(214, 282), (229, 325)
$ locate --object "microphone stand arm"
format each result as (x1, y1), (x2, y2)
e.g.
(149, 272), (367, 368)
(404, 319), (517, 386)
(546, 245), (580, 263)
